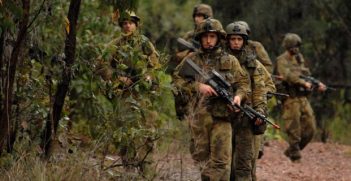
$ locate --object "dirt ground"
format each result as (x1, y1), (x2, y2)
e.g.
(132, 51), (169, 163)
(256, 140), (351, 181)
(155, 140), (351, 181)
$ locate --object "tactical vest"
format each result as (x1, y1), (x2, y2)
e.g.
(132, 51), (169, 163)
(286, 54), (312, 97)
(232, 47), (257, 105)
(192, 50), (238, 118)
(237, 49), (268, 134)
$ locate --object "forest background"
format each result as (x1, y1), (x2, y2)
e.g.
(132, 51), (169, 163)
(1, 0), (351, 180)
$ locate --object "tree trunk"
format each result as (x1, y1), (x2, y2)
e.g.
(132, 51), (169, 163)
(0, 0), (30, 154)
(41, 0), (81, 156)
(0, 29), (5, 112)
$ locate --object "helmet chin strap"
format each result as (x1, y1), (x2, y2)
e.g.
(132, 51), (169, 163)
(288, 47), (300, 55)
(202, 42), (221, 52)
(231, 49), (241, 54)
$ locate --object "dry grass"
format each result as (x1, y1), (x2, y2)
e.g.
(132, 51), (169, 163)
(0, 119), (201, 181)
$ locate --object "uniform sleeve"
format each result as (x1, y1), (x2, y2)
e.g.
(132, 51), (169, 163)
(231, 56), (250, 101)
(253, 41), (273, 74)
(276, 54), (306, 86)
(182, 31), (195, 41)
(143, 40), (161, 69)
(251, 61), (268, 113)
(259, 61), (276, 93)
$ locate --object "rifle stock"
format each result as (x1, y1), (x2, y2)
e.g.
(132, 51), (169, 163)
(176, 38), (198, 52)
(267, 92), (289, 98)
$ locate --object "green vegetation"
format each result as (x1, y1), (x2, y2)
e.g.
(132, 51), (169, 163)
(1, 0), (351, 179)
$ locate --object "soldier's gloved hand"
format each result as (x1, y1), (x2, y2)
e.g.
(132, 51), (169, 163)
(304, 82), (312, 90)
(254, 109), (266, 125)
(198, 83), (218, 97)
(232, 96), (241, 112)
(318, 82), (327, 92)
(254, 118), (264, 126)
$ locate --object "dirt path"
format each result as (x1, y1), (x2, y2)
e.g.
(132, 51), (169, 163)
(156, 140), (351, 181)
(256, 140), (351, 181)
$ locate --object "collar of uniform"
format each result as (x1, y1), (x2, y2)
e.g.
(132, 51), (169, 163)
(121, 30), (140, 39)
(198, 46), (223, 56)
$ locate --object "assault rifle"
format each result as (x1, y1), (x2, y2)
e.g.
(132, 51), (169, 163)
(176, 38), (199, 52)
(299, 75), (336, 91)
(267, 92), (289, 98)
(324, 83), (351, 89)
(179, 58), (280, 129)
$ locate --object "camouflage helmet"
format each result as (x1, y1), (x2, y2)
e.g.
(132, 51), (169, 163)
(235, 20), (251, 34)
(118, 11), (140, 26)
(225, 22), (249, 39)
(195, 18), (226, 40)
(193, 4), (213, 19)
(282, 33), (302, 49)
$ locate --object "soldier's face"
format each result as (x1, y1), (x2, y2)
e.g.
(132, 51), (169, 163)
(228, 35), (244, 50)
(288, 47), (300, 55)
(194, 14), (205, 26)
(201, 32), (218, 50)
(122, 20), (137, 34)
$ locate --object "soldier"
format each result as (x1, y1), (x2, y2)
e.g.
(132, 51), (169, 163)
(96, 11), (160, 179)
(171, 4), (214, 120)
(96, 11), (160, 81)
(236, 21), (273, 73)
(234, 21), (277, 180)
(173, 18), (250, 181)
(184, 4), (213, 41)
(173, 3), (214, 69)
(276, 33), (326, 162)
(225, 22), (273, 181)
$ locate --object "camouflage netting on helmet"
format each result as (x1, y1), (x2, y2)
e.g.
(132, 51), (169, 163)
(193, 3), (213, 19)
(235, 21), (251, 34)
(282, 33), (302, 49)
(118, 11), (141, 26)
(225, 22), (249, 38)
(194, 18), (226, 40)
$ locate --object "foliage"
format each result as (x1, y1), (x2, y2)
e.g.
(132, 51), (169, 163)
(1, 0), (351, 179)
(138, 0), (199, 53)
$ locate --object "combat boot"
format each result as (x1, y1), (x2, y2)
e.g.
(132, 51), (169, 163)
(284, 144), (301, 162)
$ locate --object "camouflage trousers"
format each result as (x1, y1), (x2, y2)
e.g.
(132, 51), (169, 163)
(282, 97), (316, 160)
(230, 116), (255, 181)
(188, 108), (232, 181)
(251, 135), (263, 181)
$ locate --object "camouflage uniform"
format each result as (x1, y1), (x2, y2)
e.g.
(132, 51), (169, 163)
(172, 4), (214, 120)
(225, 22), (268, 181)
(247, 40), (273, 74)
(236, 21), (273, 74)
(276, 33), (316, 162)
(174, 18), (250, 181)
(96, 11), (160, 179)
(173, 3), (213, 72)
(251, 61), (276, 181)
(234, 21), (276, 180)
